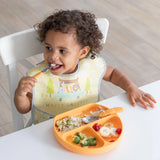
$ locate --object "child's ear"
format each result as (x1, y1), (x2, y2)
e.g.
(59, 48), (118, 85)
(79, 46), (90, 59)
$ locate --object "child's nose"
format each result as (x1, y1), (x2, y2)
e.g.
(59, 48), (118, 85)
(49, 51), (59, 60)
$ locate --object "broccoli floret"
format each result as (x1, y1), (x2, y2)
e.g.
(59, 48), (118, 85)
(87, 137), (96, 141)
(82, 137), (97, 146)
(77, 132), (86, 140)
(87, 139), (97, 146)
(73, 133), (97, 147)
(80, 138), (88, 147)
(72, 136), (80, 144)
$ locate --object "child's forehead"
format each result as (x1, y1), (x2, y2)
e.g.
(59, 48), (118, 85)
(46, 29), (77, 39)
(45, 29), (80, 45)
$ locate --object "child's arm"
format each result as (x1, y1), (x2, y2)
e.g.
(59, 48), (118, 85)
(103, 66), (156, 109)
(14, 77), (37, 113)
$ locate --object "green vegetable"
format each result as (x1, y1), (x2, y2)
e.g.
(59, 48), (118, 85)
(77, 132), (86, 140)
(72, 132), (97, 147)
(80, 137), (97, 147)
(80, 138), (88, 147)
(87, 137), (96, 141)
(66, 118), (71, 125)
(87, 139), (97, 146)
(72, 136), (80, 144)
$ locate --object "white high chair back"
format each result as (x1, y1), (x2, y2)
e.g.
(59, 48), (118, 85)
(0, 18), (109, 131)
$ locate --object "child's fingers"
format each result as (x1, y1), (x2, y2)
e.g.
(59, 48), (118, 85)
(145, 93), (157, 103)
(137, 98), (148, 110)
(128, 95), (136, 107)
(17, 77), (37, 96)
(143, 96), (155, 108)
(19, 77), (37, 88)
(20, 76), (37, 84)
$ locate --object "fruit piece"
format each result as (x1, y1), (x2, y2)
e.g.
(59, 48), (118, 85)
(98, 124), (102, 128)
(110, 127), (118, 136)
(116, 128), (122, 135)
(72, 136), (80, 144)
(100, 126), (110, 137)
(92, 123), (96, 130)
(104, 122), (113, 128)
(93, 123), (102, 131)
(109, 140), (115, 142)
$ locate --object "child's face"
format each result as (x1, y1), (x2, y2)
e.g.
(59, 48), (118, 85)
(44, 30), (89, 75)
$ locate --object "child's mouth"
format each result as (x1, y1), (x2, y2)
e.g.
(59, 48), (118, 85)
(49, 63), (62, 70)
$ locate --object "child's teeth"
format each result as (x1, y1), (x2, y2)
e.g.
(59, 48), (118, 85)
(51, 64), (56, 67)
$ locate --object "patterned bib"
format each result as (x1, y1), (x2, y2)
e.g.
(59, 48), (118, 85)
(28, 54), (106, 124)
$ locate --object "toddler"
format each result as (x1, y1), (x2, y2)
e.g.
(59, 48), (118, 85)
(14, 10), (156, 124)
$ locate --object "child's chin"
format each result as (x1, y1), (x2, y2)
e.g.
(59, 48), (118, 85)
(50, 69), (63, 76)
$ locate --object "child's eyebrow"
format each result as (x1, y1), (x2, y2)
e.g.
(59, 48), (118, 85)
(44, 42), (51, 45)
(58, 46), (69, 50)
(44, 42), (69, 50)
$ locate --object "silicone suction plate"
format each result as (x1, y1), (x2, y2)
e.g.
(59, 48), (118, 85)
(53, 103), (123, 155)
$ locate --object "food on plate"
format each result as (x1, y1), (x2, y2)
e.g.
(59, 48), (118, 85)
(56, 106), (105, 132)
(89, 106), (105, 117)
(72, 132), (97, 147)
(104, 122), (114, 128)
(72, 136), (81, 144)
(100, 127), (111, 137)
(93, 122), (122, 138)
(56, 116), (84, 132)
(110, 127), (119, 136)
(116, 128), (122, 135)
(80, 137), (97, 147)
(77, 132), (86, 139)
(100, 126), (122, 137)
(92, 123), (102, 131)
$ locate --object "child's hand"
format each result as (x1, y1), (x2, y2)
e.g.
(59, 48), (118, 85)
(127, 86), (156, 110)
(16, 76), (37, 96)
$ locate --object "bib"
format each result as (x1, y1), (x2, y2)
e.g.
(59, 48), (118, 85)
(28, 54), (106, 124)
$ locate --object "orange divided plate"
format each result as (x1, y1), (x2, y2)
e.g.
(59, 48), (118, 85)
(53, 103), (123, 155)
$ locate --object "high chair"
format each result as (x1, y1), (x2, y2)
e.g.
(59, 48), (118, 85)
(0, 18), (109, 131)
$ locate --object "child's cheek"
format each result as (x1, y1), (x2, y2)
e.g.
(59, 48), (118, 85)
(43, 53), (48, 62)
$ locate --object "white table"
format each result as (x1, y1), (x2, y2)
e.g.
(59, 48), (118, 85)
(0, 80), (160, 160)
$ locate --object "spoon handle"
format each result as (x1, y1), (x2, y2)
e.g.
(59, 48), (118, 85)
(99, 107), (124, 118)
(33, 72), (43, 78)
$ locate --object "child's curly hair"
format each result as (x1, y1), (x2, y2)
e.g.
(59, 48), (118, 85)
(34, 10), (103, 54)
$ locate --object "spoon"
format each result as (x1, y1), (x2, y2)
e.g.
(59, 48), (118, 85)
(82, 107), (124, 123)
(33, 64), (56, 78)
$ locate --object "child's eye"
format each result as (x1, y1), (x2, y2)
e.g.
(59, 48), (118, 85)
(45, 46), (52, 51)
(60, 49), (66, 54)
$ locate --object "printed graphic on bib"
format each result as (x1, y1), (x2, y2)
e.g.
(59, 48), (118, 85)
(55, 78), (83, 101)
